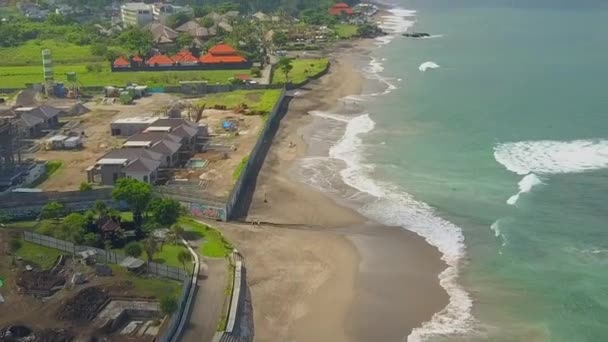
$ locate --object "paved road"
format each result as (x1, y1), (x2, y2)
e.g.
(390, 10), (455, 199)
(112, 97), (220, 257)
(181, 257), (228, 342)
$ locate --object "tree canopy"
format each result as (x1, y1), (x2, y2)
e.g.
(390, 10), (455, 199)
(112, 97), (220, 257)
(112, 178), (152, 224)
(117, 27), (154, 54)
(40, 201), (65, 220)
(148, 198), (182, 226)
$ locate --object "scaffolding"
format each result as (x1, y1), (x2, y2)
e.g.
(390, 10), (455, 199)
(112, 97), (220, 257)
(0, 119), (20, 168)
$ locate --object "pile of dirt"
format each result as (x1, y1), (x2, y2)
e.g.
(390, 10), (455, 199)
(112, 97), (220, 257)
(30, 328), (73, 342)
(17, 269), (65, 293)
(0, 326), (72, 342)
(56, 287), (109, 321)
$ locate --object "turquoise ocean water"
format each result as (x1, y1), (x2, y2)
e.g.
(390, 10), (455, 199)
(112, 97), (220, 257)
(304, 1), (608, 341)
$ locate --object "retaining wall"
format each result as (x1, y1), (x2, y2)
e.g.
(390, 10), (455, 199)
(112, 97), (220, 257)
(225, 88), (288, 220)
(0, 188), (116, 219)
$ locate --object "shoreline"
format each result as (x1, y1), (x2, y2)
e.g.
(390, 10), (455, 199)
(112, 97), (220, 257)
(219, 37), (450, 341)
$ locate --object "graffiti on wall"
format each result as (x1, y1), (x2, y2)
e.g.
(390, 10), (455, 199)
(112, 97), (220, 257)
(189, 203), (226, 221)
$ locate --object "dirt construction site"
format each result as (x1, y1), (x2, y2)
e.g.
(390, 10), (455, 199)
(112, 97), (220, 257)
(0, 231), (169, 342)
(31, 93), (264, 197)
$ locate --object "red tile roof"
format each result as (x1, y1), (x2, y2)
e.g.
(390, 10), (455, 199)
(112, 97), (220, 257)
(200, 53), (246, 64)
(172, 50), (199, 64)
(235, 74), (250, 81)
(200, 44), (247, 64)
(329, 2), (353, 15)
(132, 55), (143, 62)
(207, 44), (238, 56)
(113, 56), (130, 68)
(146, 54), (174, 66)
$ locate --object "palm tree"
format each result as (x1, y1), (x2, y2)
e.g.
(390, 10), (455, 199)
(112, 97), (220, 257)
(278, 57), (293, 83)
(177, 250), (192, 271)
(143, 236), (159, 267)
(169, 224), (185, 245)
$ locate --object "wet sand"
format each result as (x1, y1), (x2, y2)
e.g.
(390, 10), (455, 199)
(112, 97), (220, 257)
(219, 44), (449, 342)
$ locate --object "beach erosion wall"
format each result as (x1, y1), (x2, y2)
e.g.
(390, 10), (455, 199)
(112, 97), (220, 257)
(225, 88), (290, 220)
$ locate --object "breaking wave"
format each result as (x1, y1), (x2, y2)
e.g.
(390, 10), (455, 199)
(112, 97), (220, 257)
(309, 112), (474, 341)
(419, 61), (440, 72)
(494, 139), (608, 175)
(506, 173), (544, 205)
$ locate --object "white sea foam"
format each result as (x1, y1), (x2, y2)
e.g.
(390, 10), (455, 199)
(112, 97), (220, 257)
(361, 57), (399, 96)
(309, 110), (351, 123)
(312, 113), (474, 341)
(419, 61), (440, 72)
(494, 139), (608, 175)
(506, 173), (544, 205)
(376, 8), (416, 47)
(490, 220), (502, 238)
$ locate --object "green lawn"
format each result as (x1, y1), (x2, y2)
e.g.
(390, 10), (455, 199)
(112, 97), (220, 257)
(0, 39), (104, 66)
(109, 265), (182, 298)
(178, 217), (233, 258)
(197, 89), (282, 114)
(154, 243), (189, 269)
(272, 58), (329, 84)
(334, 24), (359, 39)
(16, 241), (63, 269)
(30, 160), (62, 187)
(6, 219), (42, 230)
(0, 64), (250, 88)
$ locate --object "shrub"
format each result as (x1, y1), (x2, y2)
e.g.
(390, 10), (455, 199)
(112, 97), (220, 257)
(125, 241), (143, 258)
(251, 66), (261, 77)
(160, 295), (178, 316)
(79, 182), (93, 191)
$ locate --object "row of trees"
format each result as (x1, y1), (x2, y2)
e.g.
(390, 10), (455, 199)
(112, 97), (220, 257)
(36, 178), (182, 249)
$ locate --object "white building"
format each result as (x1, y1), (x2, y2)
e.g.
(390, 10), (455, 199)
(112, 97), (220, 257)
(152, 3), (192, 25)
(121, 2), (154, 27)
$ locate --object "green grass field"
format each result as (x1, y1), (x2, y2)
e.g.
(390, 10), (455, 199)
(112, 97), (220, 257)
(16, 241), (63, 269)
(178, 217), (233, 258)
(272, 58), (329, 84)
(0, 64), (250, 88)
(0, 40), (104, 66)
(110, 265), (182, 298)
(154, 243), (189, 269)
(334, 24), (359, 39)
(197, 89), (282, 114)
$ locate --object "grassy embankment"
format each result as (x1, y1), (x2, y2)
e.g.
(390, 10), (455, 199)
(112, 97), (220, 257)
(197, 89), (283, 114)
(271, 58), (329, 84)
(232, 156), (249, 182)
(0, 39), (249, 88)
(15, 241), (63, 269)
(110, 265), (182, 298)
(178, 217), (232, 258)
(334, 24), (359, 39)
(30, 160), (62, 187)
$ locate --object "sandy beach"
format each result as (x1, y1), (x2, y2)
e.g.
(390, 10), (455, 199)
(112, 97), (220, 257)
(218, 43), (449, 341)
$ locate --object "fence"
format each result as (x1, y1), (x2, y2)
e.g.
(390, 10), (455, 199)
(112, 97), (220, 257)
(21, 231), (189, 281)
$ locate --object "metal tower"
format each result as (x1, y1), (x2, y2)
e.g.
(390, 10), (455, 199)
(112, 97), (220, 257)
(42, 49), (54, 96)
